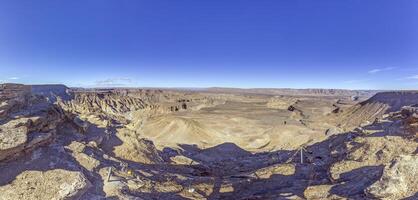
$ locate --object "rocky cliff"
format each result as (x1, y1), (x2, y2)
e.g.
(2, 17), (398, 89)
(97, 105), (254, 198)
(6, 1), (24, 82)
(0, 84), (64, 161)
(58, 89), (225, 125)
(0, 84), (31, 119)
(337, 91), (418, 129)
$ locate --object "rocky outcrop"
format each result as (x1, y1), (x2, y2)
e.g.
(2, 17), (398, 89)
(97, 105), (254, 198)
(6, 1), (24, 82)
(266, 96), (298, 110)
(322, 107), (418, 198)
(113, 136), (164, 164)
(72, 116), (89, 133)
(329, 136), (417, 181)
(304, 185), (335, 199)
(338, 91), (418, 129)
(59, 91), (148, 115)
(0, 83), (31, 101)
(57, 89), (194, 123)
(0, 84), (64, 161)
(66, 141), (101, 171)
(0, 169), (91, 200)
(0, 117), (60, 161)
(366, 155), (418, 199)
(252, 163), (295, 179)
(400, 105), (418, 138)
(0, 84), (31, 119)
(0, 125), (28, 161)
(131, 138), (164, 164)
(364, 92), (418, 112)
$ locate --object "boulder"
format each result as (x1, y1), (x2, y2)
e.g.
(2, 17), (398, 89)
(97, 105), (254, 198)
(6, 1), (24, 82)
(402, 106), (418, 138)
(73, 117), (89, 133)
(304, 185), (333, 199)
(287, 105), (296, 112)
(366, 155), (418, 199)
(113, 137), (164, 164)
(0, 126), (28, 161)
(329, 136), (417, 181)
(0, 169), (91, 200)
(0, 115), (58, 161)
(253, 163), (295, 179)
(400, 105), (418, 118)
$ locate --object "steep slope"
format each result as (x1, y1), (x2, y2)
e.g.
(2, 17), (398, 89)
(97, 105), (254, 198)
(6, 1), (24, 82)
(337, 91), (418, 129)
(58, 89), (225, 124)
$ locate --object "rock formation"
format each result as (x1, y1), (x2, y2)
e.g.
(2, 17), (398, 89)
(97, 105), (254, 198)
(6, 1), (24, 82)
(0, 84), (31, 119)
(366, 155), (418, 199)
(0, 83), (417, 199)
(0, 169), (91, 200)
(0, 84), (63, 162)
(336, 91), (418, 130)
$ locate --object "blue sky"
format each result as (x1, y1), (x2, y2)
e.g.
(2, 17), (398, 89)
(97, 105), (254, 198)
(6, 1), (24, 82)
(0, 1), (417, 89)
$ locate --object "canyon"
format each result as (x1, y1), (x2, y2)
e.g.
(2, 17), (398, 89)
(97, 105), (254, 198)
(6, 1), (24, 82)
(0, 83), (417, 200)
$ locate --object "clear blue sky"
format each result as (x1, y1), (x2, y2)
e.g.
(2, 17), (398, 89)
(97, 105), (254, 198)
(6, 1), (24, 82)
(0, 1), (417, 89)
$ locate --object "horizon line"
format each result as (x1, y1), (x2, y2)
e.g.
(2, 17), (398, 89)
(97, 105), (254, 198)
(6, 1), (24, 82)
(0, 82), (402, 91)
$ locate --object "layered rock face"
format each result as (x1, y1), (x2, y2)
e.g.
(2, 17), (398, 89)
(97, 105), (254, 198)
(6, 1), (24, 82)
(0, 84), (31, 119)
(337, 91), (418, 129)
(58, 89), (225, 128)
(365, 91), (418, 112)
(58, 89), (191, 122)
(0, 84), (63, 161)
(60, 90), (148, 115)
(0, 84), (95, 200)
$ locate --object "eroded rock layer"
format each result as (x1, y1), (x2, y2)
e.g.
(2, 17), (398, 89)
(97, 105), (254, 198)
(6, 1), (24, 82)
(0, 84), (417, 200)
